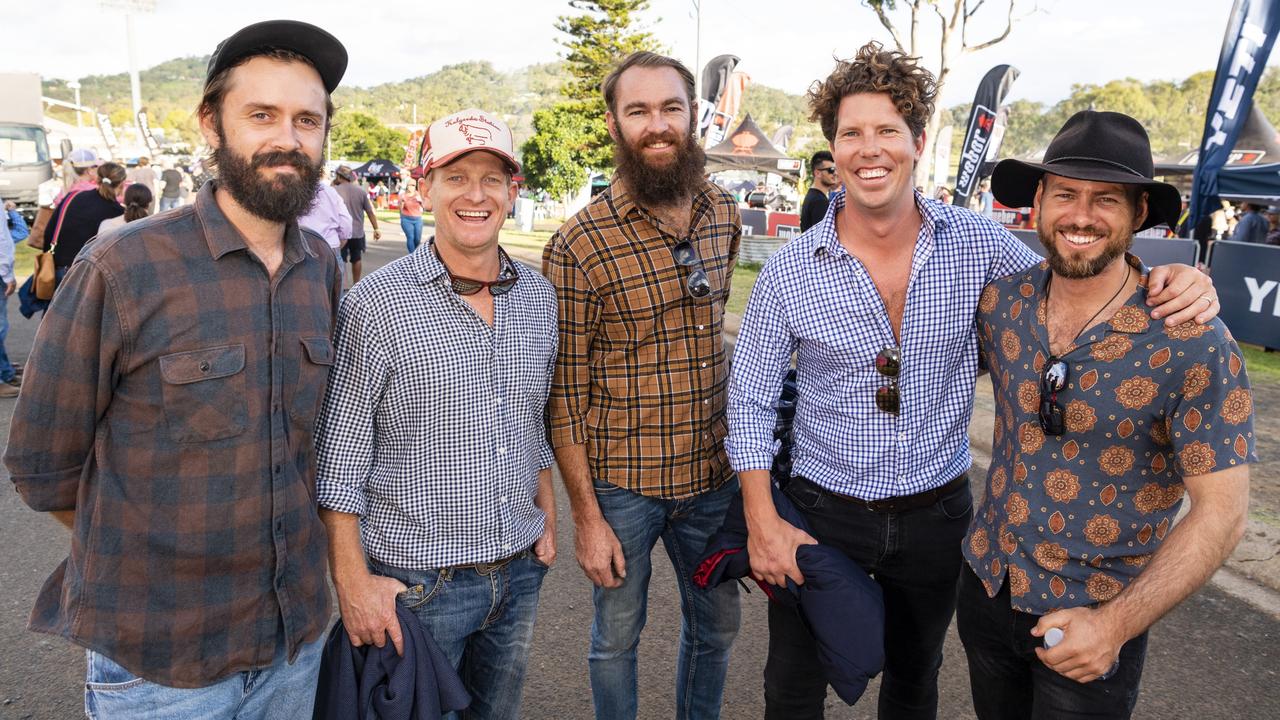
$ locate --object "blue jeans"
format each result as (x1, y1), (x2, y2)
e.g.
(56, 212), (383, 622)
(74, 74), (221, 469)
(83, 633), (324, 719)
(372, 552), (548, 720)
(159, 196), (181, 212)
(589, 478), (741, 720)
(0, 292), (14, 382)
(401, 215), (423, 253)
(764, 475), (972, 720)
(957, 568), (1148, 720)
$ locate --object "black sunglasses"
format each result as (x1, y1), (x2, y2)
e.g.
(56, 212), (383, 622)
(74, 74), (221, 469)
(817, 166), (838, 175)
(1039, 357), (1068, 435)
(672, 239), (712, 299)
(875, 346), (901, 415)
(435, 245), (519, 296)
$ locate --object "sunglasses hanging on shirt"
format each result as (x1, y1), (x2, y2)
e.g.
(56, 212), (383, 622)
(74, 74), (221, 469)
(672, 239), (713, 299)
(434, 245), (520, 297)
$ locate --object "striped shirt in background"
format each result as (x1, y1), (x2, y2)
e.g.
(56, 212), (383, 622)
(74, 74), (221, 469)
(315, 245), (558, 569)
(726, 190), (1042, 501)
(5, 181), (342, 687)
(543, 177), (741, 499)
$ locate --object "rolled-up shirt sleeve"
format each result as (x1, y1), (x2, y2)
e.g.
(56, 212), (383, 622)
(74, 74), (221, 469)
(315, 291), (391, 516)
(726, 262), (798, 473)
(5, 259), (125, 510)
(542, 232), (601, 448)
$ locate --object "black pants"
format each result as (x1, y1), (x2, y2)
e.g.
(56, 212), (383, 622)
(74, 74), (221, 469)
(956, 567), (1148, 720)
(763, 476), (973, 720)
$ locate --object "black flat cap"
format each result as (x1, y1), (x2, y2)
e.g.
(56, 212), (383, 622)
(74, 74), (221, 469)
(206, 20), (348, 93)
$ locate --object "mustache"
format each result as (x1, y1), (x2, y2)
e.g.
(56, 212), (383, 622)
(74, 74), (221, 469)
(251, 150), (314, 172)
(1053, 224), (1106, 236)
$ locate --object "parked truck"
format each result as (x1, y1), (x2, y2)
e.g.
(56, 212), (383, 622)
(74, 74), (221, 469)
(0, 73), (53, 221)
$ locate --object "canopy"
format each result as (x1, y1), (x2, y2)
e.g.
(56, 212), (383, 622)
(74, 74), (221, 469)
(352, 158), (401, 179)
(1217, 163), (1280, 203)
(705, 114), (801, 180)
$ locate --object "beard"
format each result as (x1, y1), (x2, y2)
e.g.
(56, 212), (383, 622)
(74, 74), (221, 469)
(212, 131), (322, 224)
(1038, 222), (1133, 279)
(613, 124), (706, 209)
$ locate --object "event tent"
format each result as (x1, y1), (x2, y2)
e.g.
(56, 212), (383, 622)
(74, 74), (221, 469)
(704, 114), (801, 180)
(352, 158), (401, 181)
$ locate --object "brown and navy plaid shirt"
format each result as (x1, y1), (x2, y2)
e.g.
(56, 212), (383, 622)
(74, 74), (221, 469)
(543, 177), (740, 499)
(5, 181), (341, 688)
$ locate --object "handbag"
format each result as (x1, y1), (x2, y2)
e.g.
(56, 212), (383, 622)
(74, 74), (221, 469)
(34, 191), (80, 300)
(25, 205), (52, 249)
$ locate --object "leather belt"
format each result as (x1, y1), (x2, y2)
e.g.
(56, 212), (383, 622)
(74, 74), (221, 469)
(447, 548), (530, 575)
(793, 473), (968, 514)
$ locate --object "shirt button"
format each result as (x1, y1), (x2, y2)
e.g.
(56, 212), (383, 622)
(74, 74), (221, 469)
(502, 543), (511, 551)
(898, 432), (907, 442)
(274, 465), (282, 475)
(500, 495), (508, 504)
(700, 362), (707, 368)
(703, 399), (710, 405)
(199, 362), (211, 373)
(497, 447), (506, 455)
(697, 324), (705, 330)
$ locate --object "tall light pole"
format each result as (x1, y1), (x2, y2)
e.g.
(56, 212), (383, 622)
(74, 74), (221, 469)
(68, 80), (83, 128)
(100, 0), (157, 119)
(691, 1), (702, 98)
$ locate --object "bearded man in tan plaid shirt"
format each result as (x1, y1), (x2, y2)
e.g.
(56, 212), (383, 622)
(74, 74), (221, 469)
(542, 51), (742, 720)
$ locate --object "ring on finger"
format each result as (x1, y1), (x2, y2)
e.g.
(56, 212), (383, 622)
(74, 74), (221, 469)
(1197, 294), (1215, 305)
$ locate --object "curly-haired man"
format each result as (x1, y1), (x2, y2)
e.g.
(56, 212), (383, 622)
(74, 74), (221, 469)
(725, 42), (1221, 719)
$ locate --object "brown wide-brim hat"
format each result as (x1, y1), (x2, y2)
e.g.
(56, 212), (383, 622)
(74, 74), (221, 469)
(991, 110), (1181, 231)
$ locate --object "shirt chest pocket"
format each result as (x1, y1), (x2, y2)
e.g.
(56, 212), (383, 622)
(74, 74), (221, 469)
(287, 337), (335, 430)
(158, 344), (248, 443)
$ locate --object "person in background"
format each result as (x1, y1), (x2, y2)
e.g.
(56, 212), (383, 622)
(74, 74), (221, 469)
(53, 148), (102, 205)
(935, 185), (953, 204)
(1263, 206), (1280, 245)
(1231, 202), (1267, 243)
(159, 161), (185, 212)
(800, 150), (839, 232)
(44, 161), (125, 276)
(0, 207), (18, 398)
(977, 178), (995, 218)
(127, 156), (158, 212)
(5, 201), (30, 245)
(299, 172), (353, 261)
(98, 184), (153, 235)
(332, 165), (380, 285)
(399, 178), (424, 254)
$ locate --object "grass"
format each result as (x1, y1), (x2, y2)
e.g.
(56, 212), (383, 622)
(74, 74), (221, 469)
(1239, 343), (1280, 384)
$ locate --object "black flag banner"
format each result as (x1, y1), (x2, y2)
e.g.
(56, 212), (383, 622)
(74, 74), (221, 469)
(953, 64), (1019, 207)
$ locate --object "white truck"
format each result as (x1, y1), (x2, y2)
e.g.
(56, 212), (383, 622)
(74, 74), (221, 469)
(0, 73), (54, 221)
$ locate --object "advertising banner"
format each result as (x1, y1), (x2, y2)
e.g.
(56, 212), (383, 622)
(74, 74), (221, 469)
(1208, 240), (1280, 347)
(1186, 0), (1280, 232)
(954, 64), (1019, 207)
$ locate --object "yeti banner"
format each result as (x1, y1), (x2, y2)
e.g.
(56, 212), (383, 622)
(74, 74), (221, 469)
(1186, 0), (1280, 232)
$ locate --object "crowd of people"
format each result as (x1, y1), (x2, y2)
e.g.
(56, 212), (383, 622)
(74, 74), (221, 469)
(1, 19), (1257, 720)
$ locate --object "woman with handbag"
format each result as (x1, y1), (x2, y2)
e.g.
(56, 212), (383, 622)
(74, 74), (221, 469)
(41, 161), (126, 272)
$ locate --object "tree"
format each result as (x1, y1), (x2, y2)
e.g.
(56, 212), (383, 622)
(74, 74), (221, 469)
(329, 111), (408, 162)
(861, 0), (1022, 184)
(521, 1), (661, 198)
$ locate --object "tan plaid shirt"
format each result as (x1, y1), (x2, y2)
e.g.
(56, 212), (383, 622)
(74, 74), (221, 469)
(543, 177), (741, 499)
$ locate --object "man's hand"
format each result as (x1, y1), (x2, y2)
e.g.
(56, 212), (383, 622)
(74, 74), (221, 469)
(334, 570), (409, 655)
(1146, 263), (1218, 326)
(574, 515), (626, 588)
(373, 229), (382, 241)
(533, 525), (557, 568)
(746, 511), (818, 587)
(4, 280), (15, 297)
(1032, 607), (1126, 683)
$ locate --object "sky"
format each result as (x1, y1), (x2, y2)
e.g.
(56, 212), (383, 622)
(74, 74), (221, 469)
(3, 0), (1274, 109)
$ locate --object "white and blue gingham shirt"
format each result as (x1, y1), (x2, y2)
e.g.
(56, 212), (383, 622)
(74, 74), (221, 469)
(726, 191), (1041, 500)
(316, 246), (558, 568)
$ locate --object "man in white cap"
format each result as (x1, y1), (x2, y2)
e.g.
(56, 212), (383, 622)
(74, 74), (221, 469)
(317, 108), (558, 719)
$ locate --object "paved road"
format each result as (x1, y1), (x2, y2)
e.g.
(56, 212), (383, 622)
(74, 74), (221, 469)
(2, 225), (1278, 719)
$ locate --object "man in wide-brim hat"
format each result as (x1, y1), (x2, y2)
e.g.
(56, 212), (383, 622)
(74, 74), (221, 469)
(957, 110), (1255, 719)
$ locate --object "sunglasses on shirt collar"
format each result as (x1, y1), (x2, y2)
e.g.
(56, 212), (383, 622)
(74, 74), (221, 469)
(434, 244), (520, 296)
(672, 239), (713, 299)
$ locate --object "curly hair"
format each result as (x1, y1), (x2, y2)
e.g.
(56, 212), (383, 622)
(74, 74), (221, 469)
(807, 42), (938, 142)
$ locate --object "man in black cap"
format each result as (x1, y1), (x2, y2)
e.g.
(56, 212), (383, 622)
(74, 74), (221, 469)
(959, 110), (1254, 719)
(6, 20), (346, 718)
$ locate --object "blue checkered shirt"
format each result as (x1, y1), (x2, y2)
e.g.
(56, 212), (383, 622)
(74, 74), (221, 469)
(726, 191), (1041, 500)
(316, 247), (558, 568)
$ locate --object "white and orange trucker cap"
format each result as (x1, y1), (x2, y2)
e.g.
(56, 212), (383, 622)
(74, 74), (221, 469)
(423, 109), (521, 174)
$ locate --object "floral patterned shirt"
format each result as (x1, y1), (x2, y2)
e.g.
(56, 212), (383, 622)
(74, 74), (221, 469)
(965, 254), (1256, 614)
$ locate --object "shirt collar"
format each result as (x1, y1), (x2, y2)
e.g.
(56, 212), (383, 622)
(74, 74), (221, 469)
(608, 174), (719, 239)
(807, 188), (949, 256)
(194, 180), (313, 264)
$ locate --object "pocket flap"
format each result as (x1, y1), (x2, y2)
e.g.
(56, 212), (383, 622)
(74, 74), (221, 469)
(301, 337), (334, 365)
(159, 344), (246, 385)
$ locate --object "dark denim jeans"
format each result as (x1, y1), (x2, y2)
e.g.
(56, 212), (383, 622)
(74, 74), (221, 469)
(0, 292), (14, 382)
(372, 552), (548, 720)
(763, 476), (973, 720)
(588, 478), (741, 720)
(956, 567), (1148, 720)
